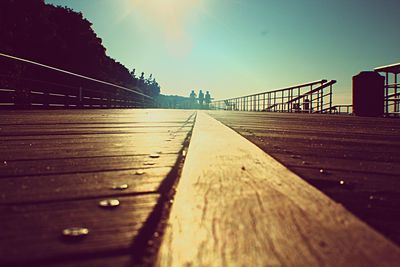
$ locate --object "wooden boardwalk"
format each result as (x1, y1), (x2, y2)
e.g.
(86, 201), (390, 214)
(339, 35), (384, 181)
(1, 109), (400, 266)
(0, 109), (195, 266)
(157, 112), (400, 267)
(208, 111), (400, 245)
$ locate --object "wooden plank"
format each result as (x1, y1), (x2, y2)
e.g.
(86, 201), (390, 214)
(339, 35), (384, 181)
(0, 194), (158, 265)
(0, 109), (196, 266)
(157, 112), (400, 266)
(51, 254), (136, 267)
(0, 132), (188, 142)
(0, 109), (196, 125)
(0, 167), (173, 204)
(0, 125), (193, 136)
(0, 153), (179, 177)
(208, 111), (400, 245)
(0, 143), (185, 161)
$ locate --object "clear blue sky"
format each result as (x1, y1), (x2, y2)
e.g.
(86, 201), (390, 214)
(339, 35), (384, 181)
(46, 0), (399, 103)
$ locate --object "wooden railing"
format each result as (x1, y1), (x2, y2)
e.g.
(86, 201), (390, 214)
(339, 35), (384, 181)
(0, 52), (155, 109)
(211, 79), (336, 113)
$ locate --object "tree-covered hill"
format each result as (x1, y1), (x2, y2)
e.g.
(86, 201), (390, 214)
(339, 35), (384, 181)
(0, 0), (160, 98)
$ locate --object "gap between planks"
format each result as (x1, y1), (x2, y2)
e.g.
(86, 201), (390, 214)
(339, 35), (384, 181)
(156, 111), (400, 267)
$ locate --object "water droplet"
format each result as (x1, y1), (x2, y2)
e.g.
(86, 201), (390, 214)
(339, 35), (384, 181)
(45, 166), (51, 171)
(154, 232), (160, 238)
(302, 161), (309, 165)
(112, 184), (129, 190)
(149, 153), (160, 159)
(62, 227), (89, 238)
(182, 150), (186, 157)
(3, 161), (7, 166)
(319, 169), (328, 174)
(369, 195), (386, 201)
(99, 199), (120, 208)
(136, 170), (145, 175)
(339, 180), (345, 185)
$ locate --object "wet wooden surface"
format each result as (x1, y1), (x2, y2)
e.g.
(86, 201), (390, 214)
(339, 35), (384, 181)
(0, 109), (195, 266)
(208, 111), (400, 246)
(157, 112), (400, 267)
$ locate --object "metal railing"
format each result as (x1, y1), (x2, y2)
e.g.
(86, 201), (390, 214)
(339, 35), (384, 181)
(0, 52), (155, 109)
(374, 63), (400, 115)
(211, 79), (336, 113)
(321, 104), (352, 115)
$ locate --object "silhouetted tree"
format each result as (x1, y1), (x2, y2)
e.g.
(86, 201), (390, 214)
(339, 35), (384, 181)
(0, 0), (160, 99)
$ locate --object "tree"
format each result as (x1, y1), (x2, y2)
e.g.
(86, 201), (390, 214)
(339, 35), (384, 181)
(0, 0), (160, 100)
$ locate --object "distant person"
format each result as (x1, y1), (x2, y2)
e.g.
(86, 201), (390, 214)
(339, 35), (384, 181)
(303, 97), (310, 113)
(198, 90), (204, 107)
(189, 90), (197, 109)
(205, 91), (211, 109)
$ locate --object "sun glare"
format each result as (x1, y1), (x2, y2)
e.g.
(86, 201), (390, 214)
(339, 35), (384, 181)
(128, 0), (202, 57)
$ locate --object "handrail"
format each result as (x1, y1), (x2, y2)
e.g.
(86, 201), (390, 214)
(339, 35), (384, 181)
(319, 104), (352, 114)
(213, 79), (327, 102)
(374, 63), (400, 74)
(0, 52), (152, 99)
(287, 80), (336, 104)
(211, 79), (335, 114)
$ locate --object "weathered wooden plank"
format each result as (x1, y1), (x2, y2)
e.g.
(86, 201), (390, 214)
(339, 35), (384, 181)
(52, 254), (136, 267)
(0, 167), (173, 204)
(0, 122), (191, 128)
(0, 109), (196, 125)
(0, 194), (158, 265)
(209, 111), (400, 245)
(0, 153), (179, 177)
(0, 109), (196, 266)
(0, 126), (193, 136)
(0, 132), (188, 142)
(0, 144), (184, 161)
(157, 112), (400, 267)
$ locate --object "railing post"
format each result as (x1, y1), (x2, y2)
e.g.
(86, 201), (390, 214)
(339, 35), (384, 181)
(320, 88), (324, 113)
(43, 88), (50, 108)
(15, 87), (30, 109)
(78, 86), (83, 108)
(395, 73), (398, 113)
(385, 72), (389, 114)
(329, 84), (333, 114)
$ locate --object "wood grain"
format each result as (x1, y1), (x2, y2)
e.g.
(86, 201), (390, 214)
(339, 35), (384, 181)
(209, 111), (400, 245)
(0, 109), (196, 266)
(157, 112), (400, 267)
(0, 167), (173, 204)
(0, 194), (158, 264)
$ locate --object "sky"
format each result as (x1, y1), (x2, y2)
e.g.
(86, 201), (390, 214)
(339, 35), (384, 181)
(46, 0), (400, 104)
